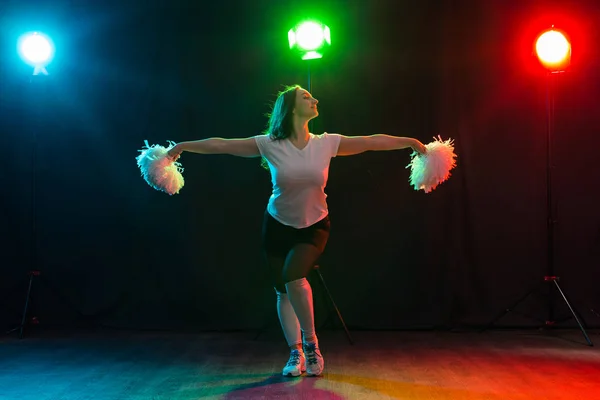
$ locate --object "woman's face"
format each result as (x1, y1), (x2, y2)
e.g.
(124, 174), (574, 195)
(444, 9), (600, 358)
(293, 88), (319, 119)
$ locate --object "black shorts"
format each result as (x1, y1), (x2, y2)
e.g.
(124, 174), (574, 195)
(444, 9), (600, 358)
(261, 210), (331, 257)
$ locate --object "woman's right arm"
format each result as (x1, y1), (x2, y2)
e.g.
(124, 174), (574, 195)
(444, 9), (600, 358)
(169, 137), (260, 159)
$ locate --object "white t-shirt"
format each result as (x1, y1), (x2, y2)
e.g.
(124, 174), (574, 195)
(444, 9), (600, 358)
(254, 132), (342, 229)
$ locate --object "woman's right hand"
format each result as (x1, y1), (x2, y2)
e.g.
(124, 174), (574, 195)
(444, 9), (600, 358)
(167, 144), (183, 161)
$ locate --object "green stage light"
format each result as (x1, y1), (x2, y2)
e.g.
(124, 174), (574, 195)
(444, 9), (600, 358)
(288, 21), (331, 60)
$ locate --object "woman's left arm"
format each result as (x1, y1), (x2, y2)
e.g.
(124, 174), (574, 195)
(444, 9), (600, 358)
(334, 134), (426, 156)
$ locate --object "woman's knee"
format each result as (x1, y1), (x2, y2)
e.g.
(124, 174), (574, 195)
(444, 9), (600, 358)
(281, 244), (321, 283)
(265, 254), (287, 293)
(282, 264), (313, 283)
(282, 272), (307, 285)
(274, 284), (287, 294)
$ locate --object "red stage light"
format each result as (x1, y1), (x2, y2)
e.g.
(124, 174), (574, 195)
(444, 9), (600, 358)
(535, 28), (571, 71)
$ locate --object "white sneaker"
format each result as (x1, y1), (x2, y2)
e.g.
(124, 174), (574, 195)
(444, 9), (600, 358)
(282, 349), (306, 377)
(303, 342), (324, 376)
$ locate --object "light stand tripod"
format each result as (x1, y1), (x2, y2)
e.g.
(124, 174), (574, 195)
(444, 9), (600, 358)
(483, 70), (592, 346)
(5, 74), (46, 339)
(5, 74), (91, 339)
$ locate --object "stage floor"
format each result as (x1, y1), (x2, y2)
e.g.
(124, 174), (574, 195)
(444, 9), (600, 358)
(1, 329), (599, 399)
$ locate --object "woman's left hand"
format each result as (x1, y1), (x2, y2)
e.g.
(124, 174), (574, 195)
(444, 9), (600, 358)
(411, 139), (427, 155)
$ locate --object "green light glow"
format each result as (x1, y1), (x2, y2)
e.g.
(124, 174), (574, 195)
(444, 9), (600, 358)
(288, 20), (331, 60)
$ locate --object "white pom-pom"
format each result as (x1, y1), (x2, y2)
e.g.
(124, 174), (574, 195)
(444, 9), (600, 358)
(406, 136), (457, 193)
(136, 140), (184, 195)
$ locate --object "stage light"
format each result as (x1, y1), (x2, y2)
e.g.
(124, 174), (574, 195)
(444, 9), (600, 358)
(288, 21), (331, 60)
(535, 28), (570, 71)
(488, 25), (593, 346)
(18, 32), (54, 75)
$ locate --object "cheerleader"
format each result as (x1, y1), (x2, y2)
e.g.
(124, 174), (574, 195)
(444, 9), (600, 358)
(137, 84), (456, 377)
